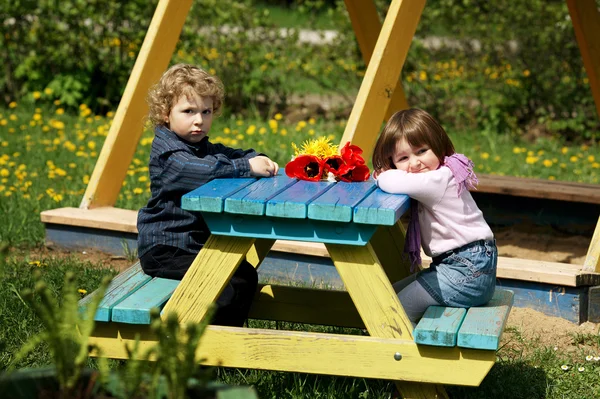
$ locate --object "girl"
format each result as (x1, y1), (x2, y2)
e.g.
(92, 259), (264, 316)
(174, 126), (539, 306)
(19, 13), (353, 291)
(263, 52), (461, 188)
(372, 108), (497, 325)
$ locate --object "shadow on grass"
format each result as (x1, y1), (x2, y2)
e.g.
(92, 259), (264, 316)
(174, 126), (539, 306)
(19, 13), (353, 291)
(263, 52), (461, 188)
(447, 360), (547, 399)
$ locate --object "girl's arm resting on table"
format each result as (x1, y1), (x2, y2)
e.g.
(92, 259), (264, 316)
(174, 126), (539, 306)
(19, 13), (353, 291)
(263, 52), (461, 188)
(160, 150), (251, 192)
(376, 168), (448, 205)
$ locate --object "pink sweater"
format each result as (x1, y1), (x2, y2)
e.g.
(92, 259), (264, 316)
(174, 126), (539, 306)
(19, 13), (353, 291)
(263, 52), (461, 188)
(376, 166), (494, 257)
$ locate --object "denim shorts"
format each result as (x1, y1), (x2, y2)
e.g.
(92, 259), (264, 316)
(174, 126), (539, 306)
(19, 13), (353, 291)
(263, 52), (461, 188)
(416, 239), (497, 307)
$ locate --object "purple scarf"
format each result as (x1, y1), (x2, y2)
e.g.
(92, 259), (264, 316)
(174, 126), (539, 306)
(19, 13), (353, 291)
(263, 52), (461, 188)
(404, 153), (478, 271)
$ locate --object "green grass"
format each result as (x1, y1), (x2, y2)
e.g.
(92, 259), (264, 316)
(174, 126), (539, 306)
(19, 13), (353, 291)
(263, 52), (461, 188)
(2, 260), (600, 398)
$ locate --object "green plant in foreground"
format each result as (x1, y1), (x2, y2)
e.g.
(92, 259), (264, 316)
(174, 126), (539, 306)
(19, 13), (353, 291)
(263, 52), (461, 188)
(103, 307), (214, 399)
(9, 270), (112, 398)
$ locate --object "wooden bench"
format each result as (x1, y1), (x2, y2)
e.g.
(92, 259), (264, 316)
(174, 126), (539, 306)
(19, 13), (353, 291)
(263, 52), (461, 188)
(413, 289), (514, 350)
(79, 261), (514, 352)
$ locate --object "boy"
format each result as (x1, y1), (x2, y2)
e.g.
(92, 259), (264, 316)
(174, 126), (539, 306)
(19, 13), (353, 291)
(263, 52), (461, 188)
(137, 64), (278, 327)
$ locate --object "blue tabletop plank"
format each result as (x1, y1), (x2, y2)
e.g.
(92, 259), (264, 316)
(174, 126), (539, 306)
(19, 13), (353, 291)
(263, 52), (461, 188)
(353, 189), (410, 225)
(225, 175), (298, 215)
(307, 181), (377, 222)
(182, 178), (256, 213)
(266, 180), (335, 219)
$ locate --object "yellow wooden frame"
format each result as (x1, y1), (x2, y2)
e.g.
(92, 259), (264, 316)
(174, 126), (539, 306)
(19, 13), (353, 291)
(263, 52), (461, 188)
(87, 226), (496, 396)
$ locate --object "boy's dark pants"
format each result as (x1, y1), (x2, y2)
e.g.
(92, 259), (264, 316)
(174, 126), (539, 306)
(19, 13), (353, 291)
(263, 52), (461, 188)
(140, 245), (258, 327)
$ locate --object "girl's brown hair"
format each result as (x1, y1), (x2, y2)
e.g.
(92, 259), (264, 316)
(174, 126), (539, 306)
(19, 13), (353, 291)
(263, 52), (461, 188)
(372, 108), (455, 173)
(146, 64), (225, 129)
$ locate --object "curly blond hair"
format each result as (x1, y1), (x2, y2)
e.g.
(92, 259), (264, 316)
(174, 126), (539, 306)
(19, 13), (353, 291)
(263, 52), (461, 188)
(146, 64), (225, 129)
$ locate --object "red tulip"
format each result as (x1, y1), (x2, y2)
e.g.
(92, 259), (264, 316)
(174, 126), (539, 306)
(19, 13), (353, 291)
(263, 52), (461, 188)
(340, 142), (366, 165)
(285, 155), (325, 181)
(337, 163), (371, 182)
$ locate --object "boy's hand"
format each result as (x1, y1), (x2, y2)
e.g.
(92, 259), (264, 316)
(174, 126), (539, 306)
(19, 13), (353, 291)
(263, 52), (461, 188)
(249, 156), (279, 177)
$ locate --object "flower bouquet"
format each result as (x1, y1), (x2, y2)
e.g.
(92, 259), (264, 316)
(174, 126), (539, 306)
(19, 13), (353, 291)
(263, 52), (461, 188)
(285, 137), (371, 182)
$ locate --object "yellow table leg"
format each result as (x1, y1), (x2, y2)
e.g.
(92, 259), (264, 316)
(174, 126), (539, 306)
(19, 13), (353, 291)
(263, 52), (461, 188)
(326, 242), (413, 339)
(246, 239), (275, 268)
(370, 222), (413, 283)
(326, 242), (449, 399)
(161, 235), (256, 324)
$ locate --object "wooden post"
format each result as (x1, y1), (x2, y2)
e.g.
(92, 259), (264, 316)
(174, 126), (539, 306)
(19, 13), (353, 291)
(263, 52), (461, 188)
(583, 216), (600, 273)
(80, 0), (193, 209)
(566, 0), (600, 120)
(340, 0), (425, 163)
(343, 0), (409, 121)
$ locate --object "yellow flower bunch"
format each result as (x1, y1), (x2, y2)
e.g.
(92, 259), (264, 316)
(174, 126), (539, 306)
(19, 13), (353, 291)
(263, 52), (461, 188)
(291, 136), (339, 160)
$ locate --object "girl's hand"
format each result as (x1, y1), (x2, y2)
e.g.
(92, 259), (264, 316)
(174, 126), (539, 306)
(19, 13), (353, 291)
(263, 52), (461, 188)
(249, 156), (279, 177)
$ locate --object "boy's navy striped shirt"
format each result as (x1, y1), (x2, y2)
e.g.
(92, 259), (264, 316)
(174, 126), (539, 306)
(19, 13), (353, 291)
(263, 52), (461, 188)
(137, 126), (261, 257)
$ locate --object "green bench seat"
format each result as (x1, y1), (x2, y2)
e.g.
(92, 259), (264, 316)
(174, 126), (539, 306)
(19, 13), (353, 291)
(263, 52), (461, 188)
(413, 289), (514, 350)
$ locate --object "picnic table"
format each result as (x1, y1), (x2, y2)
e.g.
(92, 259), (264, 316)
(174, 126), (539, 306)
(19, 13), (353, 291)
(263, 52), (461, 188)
(84, 174), (512, 398)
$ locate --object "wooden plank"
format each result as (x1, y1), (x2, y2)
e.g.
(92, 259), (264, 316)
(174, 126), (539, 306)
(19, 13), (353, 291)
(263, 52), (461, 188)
(353, 189), (410, 225)
(81, 0), (193, 209)
(583, 216), (600, 273)
(249, 284), (364, 328)
(326, 242), (414, 338)
(566, 0), (600, 121)
(201, 213), (378, 246)
(414, 307), (467, 347)
(45, 223), (138, 257)
(476, 174), (600, 204)
(182, 178), (256, 213)
(588, 285), (600, 323)
(457, 289), (514, 350)
(161, 235), (255, 324)
(498, 279), (588, 324)
(79, 262), (152, 322)
(90, 323), (496, 386)
(111, 277), (179, 324)
(41, 207), (138, 233)
(257, 250), (344, 289)
(343, 0), (409, 121)
(225, 175), (297, 215)
(266, 180), (334, 219)
(339, 0), (425, 162)
(308, 181), (377, 222)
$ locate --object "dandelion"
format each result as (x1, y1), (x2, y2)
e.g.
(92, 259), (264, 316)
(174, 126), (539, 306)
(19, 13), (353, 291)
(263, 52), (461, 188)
(9, 101), (17, 108)
(543, 159), (553, 167)
(588, 155), (595, 162)
(274, 113), (283, 121)
(561, 365), (569, 370)
(481, 152), (490, 160)
(78, 289), (88, 295)
(561, 147), (568, 154)
(56, 108), (64, 115)
(133, 188), (143, 194)
(525, 156), (538, 164)
(33, 91), (41, 100)
(28, 260), (46, 267)
(512, 147), (521, 154)
(44, 88), (53, 95)
(569, 156), (578, 163)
